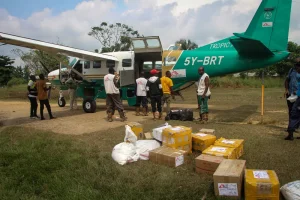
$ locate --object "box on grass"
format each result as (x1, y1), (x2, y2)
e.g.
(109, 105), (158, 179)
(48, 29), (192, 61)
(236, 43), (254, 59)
(199, 128), (215, 135)
(213, 159), (246, 199)
(162, 126), (192, 153)
(126, 122), (144, 139)
(202, 145), (236, 159)
(195, 154), (224, 175)
(149, 146), (188, 167)
(192, 133), (216, 151)
(214, 137), (244, 159)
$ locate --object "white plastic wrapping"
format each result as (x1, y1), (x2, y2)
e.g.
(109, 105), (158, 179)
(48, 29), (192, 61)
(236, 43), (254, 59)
(281, 181), (300, 200)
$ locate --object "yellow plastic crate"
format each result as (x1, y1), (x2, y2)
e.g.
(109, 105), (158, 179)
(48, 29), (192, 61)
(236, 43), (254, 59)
(192, 133), (216, 151)
(162, 126), (192, 153)
(202, 145), (236, 159)
(214, 137), (244, 159)
(245, 169), (280, 200)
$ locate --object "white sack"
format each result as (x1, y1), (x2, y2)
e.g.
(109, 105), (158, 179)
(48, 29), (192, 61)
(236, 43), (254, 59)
(152, 123), (172, 141)
(136, 140), (161, 160)
(281, 180), (300, 200)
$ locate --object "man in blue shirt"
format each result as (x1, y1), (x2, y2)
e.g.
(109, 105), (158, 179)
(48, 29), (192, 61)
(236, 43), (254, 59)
(286, 61), (300, 140)
(285, 63), (299, 117)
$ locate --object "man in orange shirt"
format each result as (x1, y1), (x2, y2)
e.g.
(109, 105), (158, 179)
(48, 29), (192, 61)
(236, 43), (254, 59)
(161, 71), (174, 115)
(36, 74), (56, 120)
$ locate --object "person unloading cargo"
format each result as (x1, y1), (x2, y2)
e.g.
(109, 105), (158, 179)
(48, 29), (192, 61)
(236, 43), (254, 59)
(146, 69), (163, 120)
(197, 67), (211, 122)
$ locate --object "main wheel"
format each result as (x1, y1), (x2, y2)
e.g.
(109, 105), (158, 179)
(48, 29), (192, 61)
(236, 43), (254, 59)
(83, 98), (96, 113)
(58, 97), (66, 107)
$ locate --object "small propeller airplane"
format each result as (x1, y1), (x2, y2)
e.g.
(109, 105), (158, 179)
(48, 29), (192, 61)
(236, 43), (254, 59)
(0, 0), (292, 113)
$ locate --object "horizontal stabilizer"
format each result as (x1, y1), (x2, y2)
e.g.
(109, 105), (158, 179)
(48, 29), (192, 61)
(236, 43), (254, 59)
(230, 33), (274, 57)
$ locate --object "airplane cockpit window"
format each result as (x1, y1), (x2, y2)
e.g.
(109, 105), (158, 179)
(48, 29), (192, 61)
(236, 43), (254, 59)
(93, 61), (101, 68)
(146, 39), (160, 48)
(107, 60), (115, 68)
(155, 61), (162, 70)
(164, 57), (177, 66)
(83, 61), (90, 69)
(122, 59), (132, 67)
(143, 61), (152, 71)
(132, 40), (145, 49)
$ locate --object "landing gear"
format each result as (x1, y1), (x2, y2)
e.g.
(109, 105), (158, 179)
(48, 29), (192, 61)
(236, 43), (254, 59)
(58, 90), (66, 107)
(83, 98), (96, 113)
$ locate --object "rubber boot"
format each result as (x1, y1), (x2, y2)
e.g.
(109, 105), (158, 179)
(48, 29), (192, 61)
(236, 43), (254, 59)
(142, 107), (148, 116)
(107, 112), (113, 122)
(285, 131), (294, 141)
(120, 111), (127, 122)
(136, 107), (140, 116)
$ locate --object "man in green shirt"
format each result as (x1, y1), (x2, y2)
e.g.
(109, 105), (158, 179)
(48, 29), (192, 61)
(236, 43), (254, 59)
(65, 73), (78, 110)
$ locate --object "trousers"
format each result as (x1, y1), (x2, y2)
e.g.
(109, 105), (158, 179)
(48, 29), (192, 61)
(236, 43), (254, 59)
(136, 96), (148, 108)
(28, 96), (38, 117)
(198, 96), (209, 114)
(162, 94), (171, 114)
(150, 95), (162, 113)
(68, 89), (77, 110)
(106, 94), (124, 114)
(40, 99), (53, 118)
(287, 97), (300, 132)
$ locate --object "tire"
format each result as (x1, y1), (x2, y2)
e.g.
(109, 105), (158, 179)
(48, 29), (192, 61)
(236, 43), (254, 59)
(58, 97), (66, 107)
(83, 98), (96, 113)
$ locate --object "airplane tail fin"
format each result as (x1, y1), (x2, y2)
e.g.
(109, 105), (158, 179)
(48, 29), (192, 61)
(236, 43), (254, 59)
(234, 0), (292, 52)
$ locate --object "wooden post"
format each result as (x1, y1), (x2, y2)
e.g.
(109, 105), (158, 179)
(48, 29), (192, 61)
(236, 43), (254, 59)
(261, 71), (265, 123)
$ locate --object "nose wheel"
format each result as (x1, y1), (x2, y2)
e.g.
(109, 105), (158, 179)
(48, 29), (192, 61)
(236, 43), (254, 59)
(58, 97), (66, 107)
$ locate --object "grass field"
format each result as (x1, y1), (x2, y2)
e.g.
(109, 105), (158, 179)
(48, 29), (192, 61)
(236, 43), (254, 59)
(0, 80), (298, 200)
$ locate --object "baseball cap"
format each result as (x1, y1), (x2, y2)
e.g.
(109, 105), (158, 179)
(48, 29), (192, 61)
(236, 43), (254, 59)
(150, 69), (160, 75)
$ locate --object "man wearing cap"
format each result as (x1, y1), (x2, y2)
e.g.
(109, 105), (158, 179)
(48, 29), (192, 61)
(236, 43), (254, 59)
(161, 71), (174, 115)
(285, 61), (300, 140)
(104, 67), (126, 122)
(146, 69), (163, 120)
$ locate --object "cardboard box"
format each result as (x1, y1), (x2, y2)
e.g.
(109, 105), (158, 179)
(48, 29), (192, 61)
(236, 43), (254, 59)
(199, 128), (215, 135)
(152, 124), (172, 141)
(162, 126), (192, 153)
(213, 159), (246, 199)
(149, 146), (188, 167)
(126, 122), (144, 139)
(195, 167), (215, 175)
(202, 145), (236, 159)
(192, 133), (216, 151)
(245, 169), (280, 200)
(195, 154), (224, 174)
(214, 137), (244, 159)
(144, 132), (154, 140)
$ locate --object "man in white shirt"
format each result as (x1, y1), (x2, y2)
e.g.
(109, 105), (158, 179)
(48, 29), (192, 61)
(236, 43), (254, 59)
(197, 67), (211, 122)
(104, 67), (126, 122)
(135, 72), (148, 116)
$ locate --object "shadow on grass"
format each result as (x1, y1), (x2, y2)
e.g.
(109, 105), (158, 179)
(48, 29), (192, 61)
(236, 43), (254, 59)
(212, 105), (258, 123)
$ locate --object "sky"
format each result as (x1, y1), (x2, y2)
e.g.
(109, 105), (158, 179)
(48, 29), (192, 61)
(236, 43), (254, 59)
(0, 0), (300, 66)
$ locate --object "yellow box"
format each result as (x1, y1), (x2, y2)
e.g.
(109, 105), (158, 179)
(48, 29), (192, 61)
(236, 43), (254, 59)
(214, 137), (244, 159)
(192, 133), (216, 151)
(245, 169), (280, 200)
(126, 122), (143, 139)
(162, 126), (192, 153)
(202, 145), (236, 159)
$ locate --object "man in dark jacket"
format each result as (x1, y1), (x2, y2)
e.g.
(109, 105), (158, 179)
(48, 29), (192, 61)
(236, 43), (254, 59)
(146, 69), (163, 120)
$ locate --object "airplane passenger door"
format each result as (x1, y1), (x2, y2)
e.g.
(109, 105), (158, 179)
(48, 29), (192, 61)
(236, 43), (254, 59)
(130, 36), (163, 78)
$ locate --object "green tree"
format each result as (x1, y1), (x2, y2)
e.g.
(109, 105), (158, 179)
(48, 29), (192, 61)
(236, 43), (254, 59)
(0, 55), (15, 86)
(88, 22), (140, 53)
(23, 65), (30, 81)
(175, 39), (198, 50)
(13, 66), (24, 78)
(12, 49), (69, 74)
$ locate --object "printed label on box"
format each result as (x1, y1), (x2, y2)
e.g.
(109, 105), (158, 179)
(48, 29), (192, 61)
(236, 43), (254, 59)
(222, 140), (235, 144)
(195, 133), (207, 137)
(175, 155), (184, 167)
(218, 183), (238, 196)
(211, 147), (227, 152)
(257, 183), (272, 194)
(253, 171), (270, 179)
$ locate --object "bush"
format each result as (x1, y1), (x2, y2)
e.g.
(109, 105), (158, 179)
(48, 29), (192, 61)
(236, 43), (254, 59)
(7, 78), (27, 87)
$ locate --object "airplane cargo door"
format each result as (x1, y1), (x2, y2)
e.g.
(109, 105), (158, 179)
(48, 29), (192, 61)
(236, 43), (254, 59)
(130, 36), (163, 79)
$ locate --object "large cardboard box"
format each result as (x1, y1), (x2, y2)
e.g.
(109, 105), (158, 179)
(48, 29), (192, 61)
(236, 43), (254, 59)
(126, 122), (144, 139)
(192, 133), (216, 151)
(162, 126), (192, 153)
(149, 146), (188, 167)
(199, 128), (215, 135)
(245, 169), (280, 200)
(195, 154), (224, 175)
(152, 124), (172, 141)
(202, 145), (236, 159)
(213, 159), (246, 199)
(214, 137), (244, 159)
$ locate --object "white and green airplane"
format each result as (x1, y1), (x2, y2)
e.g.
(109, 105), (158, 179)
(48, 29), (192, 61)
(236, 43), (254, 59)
(0, 0), (292, 113)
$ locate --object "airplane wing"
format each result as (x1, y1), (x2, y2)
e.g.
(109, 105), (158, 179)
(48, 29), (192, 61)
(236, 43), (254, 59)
(230, 33), (274, 58)
(0, 32), (118, 61)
